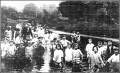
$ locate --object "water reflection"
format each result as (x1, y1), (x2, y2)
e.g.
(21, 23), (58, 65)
(39, 46), (51, 72)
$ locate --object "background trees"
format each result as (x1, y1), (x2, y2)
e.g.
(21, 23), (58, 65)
(1, 1), (119, 39)
(23, 3), (38, 18)
(58, 1), (119, 38)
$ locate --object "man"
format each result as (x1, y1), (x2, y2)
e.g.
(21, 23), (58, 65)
(14, 43), (26, 71)
(21, 23), (33, 40)
(97, 41), (103, 55)
(32, 40), (45, 70)
(106, 40), (114, 60)
(107, 46), (120, 72)
(60, 36), (70, 49)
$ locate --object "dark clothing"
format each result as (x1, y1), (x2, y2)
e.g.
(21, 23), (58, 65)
(14, 47), (28, 70)
(21, 27), (33, 40)
(106, 45), (114, 60)
(66, 61), (73, 67)
(32, 45), (45, 69)
(72, 62), (82, 72)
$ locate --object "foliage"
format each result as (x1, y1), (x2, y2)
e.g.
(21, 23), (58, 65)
(1, 1), (119, 38)
(23, 3), (38, 17)
(58, 1), (119, 38)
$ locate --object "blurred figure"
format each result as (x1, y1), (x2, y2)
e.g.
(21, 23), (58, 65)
(65, 43), (73, 68)
(14, 34), (23, 45)
(107, 46), (120, 72)
(85, 38), (94, 58)
(72, 43), (83, 72)
(31, 34), (38, 44)
(25, 42), (34, 59)
(53, 44), (64, 69)
(90, 46), (105, 72)
(106, 40), (114, 60)
(21, 23), (33, 41)
(99, 41), (108, 61)
(7, 41), (16, 57)
(72, 43), (83, 63)
(71, 31), (77, 43)
(97, 41), (103, 55)
(5, 26), (12, 41)
(1, 37), (10, 58)
(14, 23), (22, 40)
(60, 36), (70, 62)
(32, 41), (45, 70)
(60, 36), (70, 49)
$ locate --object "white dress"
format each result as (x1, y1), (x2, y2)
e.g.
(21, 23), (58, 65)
(53, 49), (63, 63)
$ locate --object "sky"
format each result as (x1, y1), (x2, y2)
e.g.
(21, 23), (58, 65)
(1, 1), (62, 12)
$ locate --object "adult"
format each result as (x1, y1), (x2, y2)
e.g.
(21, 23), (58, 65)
(32, 40), (45, 70)
(90, 46), (105, 72)
(106, 40), (114, 60)
(21, 23), (33, 41)
(107, 46), (120, 72)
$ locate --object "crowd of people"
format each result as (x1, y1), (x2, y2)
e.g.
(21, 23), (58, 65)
(1, 22), (120, 72)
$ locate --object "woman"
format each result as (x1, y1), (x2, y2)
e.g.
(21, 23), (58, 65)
(90, 46), (105, 72)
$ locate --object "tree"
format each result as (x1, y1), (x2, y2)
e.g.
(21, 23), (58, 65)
(58, 1), (119, 38)
(59, 1), (87, 20)
(23, 3), (38, 17)
(1, 6), (18, 20)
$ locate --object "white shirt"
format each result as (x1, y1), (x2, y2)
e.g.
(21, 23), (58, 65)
(86, 43), (94, 56)
(60, 40), (70, 47)
(7, 45), (16, 56)
(98, 45), (107, 55)
(16, 23), (22, 30)
(1, 42), (9, 57)
(91, 52), (104, 66)
(14, 36), (23, 44)
(65, 48), (73, 62)
(107, 54), (120, 63)
(5, 30), (12, 40)
(53, 49), (63, 63)
(25, 46), (33, 57)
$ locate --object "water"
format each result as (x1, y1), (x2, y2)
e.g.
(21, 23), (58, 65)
(39, 45), (51, 72)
